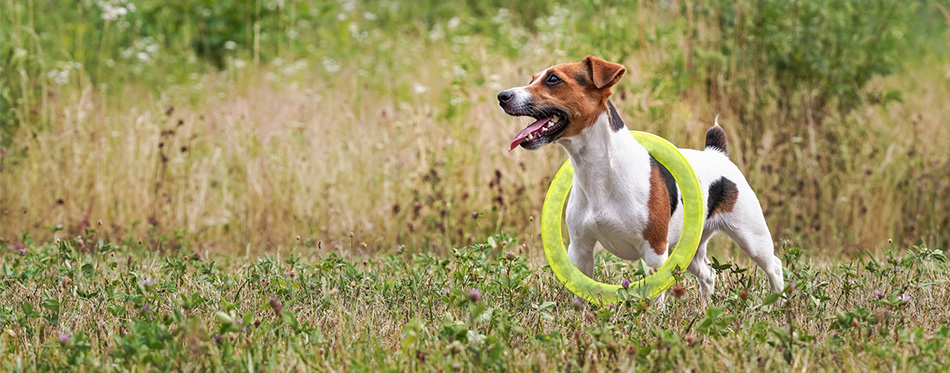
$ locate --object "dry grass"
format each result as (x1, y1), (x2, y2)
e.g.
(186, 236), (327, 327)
(3, 49), (948, 256)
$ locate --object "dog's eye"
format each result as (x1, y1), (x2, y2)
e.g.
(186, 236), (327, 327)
(544, 74), (562, 86)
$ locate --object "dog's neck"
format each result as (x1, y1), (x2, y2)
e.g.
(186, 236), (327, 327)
(557, 102), (650, 204)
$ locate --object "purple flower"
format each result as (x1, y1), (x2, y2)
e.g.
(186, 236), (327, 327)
(16, 248), (26, 255)
(873, 289), (884, 300)
(898, 293), (911, 303)
(572, 298), (584, 310)
(139, 276), (155, 287)
(213, 334), (223, 344)
(467, 288), (481, 303)
(270, 297), (283, 314)
(443, 287), (451, 297)
(140, 304), (151, 313)
(58, 332), (70, 345)
(621, 279), (631, 289)
(192, 252), (202, 261)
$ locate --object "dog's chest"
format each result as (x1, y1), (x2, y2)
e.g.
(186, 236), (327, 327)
(566, 185), (651, 260)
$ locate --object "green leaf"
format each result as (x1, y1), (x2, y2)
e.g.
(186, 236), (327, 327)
(41, 299), (61, 313)
(763, 293), (781, 306)
(215, 311), (233, 325)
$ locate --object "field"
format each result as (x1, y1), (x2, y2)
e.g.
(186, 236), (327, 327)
(1, 0), (949, 370)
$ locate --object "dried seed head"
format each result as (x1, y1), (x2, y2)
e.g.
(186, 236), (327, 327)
(585, 311), (596, 322)
(671, 284), (686, 298)
(348, 232), (354, 238)
(97, 219), (102, 226)
(738, 289), (749, 300)
(685, 335), (697, 346)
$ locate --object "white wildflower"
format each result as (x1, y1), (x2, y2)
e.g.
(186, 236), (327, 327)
(322, 58), (340, 73)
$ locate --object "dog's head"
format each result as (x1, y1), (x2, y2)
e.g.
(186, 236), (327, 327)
(498, 56), (625, 151)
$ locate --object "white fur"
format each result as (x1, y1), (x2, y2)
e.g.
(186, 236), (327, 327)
(556, 109), (786, 302)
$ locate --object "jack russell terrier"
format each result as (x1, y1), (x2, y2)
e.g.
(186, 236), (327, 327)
(497, 56), (785, 302)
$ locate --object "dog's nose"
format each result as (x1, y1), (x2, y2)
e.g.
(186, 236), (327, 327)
(497, 90), (514, 104)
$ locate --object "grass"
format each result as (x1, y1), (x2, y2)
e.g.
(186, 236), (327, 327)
(1, 233), (948, 370)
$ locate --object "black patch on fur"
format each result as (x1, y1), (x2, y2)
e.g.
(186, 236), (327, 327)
(649, 155), (679, 216)
(574, 73), (588, 87)
(707, 176), (738, 218)
(705, 124), (728, 155)
(607, 101), (625, 132)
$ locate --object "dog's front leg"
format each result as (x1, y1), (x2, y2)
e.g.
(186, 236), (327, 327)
(567, 236), (597, 279)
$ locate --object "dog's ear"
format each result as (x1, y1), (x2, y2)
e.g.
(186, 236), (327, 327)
(583, 56), (626, 89)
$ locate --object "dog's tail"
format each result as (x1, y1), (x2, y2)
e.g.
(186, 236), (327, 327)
(704, 115), (728, 156)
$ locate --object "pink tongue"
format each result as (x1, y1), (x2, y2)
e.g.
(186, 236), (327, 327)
(509, 117), (551, 152)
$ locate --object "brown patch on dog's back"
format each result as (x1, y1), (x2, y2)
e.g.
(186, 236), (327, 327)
(707, 177), (738, 218)
(644, 159), (672, 255)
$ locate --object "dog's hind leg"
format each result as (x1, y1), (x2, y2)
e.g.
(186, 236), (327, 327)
(723, 215), (785, 294)
(687, 231), (716, 303)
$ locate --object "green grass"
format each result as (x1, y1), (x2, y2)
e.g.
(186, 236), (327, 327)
(1, 233), (948, 371)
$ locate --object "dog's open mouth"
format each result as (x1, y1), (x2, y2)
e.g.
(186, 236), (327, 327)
(508, 110), (570, 151)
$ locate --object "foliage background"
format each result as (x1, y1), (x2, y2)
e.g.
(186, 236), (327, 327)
(2, 0), (949, 254)
(1, 0), (949, 370)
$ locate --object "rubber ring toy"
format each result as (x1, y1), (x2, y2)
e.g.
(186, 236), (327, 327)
(542, 131), (705, 305)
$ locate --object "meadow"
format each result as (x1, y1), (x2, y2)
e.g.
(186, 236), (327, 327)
(1, 0), (949, 370)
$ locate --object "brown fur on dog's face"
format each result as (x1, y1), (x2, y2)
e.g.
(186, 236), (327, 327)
(522, 56), (625, 140)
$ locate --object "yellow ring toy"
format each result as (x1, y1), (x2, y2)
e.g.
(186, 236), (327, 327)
(542, 131), (705, 305)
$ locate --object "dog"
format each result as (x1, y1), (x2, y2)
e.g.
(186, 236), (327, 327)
(497, 56), (785, 303)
